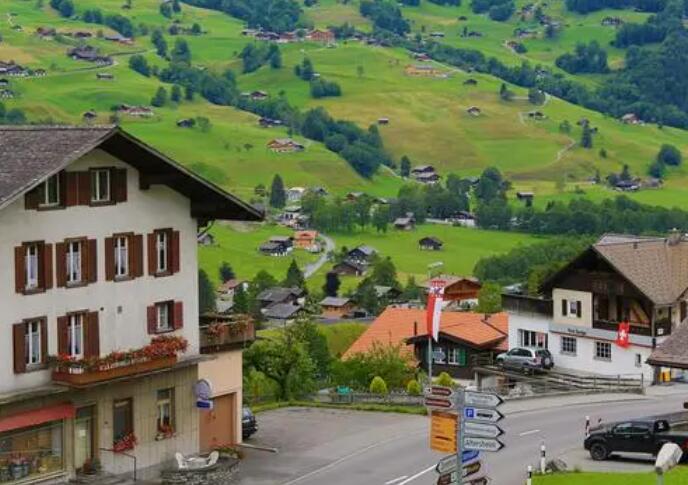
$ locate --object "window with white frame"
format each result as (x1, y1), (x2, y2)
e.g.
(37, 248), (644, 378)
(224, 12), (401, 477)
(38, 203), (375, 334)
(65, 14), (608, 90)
(114, 236), (129, 278)
(156, 302), (172, 332)
(595, 341), (612, 361)
(156, 231), (169, 273)
(25, 243), (39, 290)
(518, 329), (548, 348)
(41, 174), (60, 207)
(24, 320), (41, 366)
(156, 388), (174, 434)
(447, 348), (467, 366)
(91, 168), (111, 203)
(68, 314), (84, 358)
(66, 240), (82, 284)
(560, 336), (577, 355)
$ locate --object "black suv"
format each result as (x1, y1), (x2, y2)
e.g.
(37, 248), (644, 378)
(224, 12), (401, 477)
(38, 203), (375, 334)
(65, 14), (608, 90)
(242, 407), (258, 440)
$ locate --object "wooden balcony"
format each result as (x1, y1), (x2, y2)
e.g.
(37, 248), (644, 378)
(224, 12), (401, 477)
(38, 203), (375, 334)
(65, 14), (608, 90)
(200, 315), (256, 354)
(593, 319), (671, 337)
(53, 356), (178, 387)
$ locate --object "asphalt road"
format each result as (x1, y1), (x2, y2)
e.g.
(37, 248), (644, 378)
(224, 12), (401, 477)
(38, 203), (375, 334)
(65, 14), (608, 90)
(238, 392), (688, 485)
(303, 233), (335, 278)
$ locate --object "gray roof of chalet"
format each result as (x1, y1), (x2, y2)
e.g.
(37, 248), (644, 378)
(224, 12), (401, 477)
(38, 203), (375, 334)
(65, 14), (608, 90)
(0, 125), (262, 220)
(257, 287), (301, 303)
(350, 245), (377, 257)
(320, 296), (351, 307)
(648, 323), (688, 369)
(263, 303), (302, 320)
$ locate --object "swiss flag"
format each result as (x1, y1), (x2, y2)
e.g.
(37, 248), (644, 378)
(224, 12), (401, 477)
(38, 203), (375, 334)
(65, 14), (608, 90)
(616, 321), (630, 348)
(426, 280), (445, 342)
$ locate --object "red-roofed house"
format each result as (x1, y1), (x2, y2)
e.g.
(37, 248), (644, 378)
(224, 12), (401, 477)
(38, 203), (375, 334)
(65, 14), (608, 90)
(344, 307), (508, 378)
(420, 275), (482, 303)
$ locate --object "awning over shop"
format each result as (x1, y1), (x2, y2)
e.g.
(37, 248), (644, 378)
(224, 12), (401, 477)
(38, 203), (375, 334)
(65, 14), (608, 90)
(0, 403), (75, 433)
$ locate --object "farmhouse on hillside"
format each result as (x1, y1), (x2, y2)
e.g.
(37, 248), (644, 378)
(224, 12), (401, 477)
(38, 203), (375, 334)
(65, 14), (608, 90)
(516, 191), (535, 203)
(259, 236), (293, 256)
(467, 106), (482, 116)
(332, 260), (367, 276)
(420, 275), (482, 304)
(320, 297), (356, 319)
(293, 230), (319, 251)
(267, 138), (305, 152)
(419, 236), (443, 251)
(404, 64), (446, 78)
(347, 245), (378, 264)
(393, 213), (416, 231)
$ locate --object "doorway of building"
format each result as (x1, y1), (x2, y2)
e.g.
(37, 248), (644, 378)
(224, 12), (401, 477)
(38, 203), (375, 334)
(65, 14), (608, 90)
(74, 406), (95, 471)
(199, 393), (236, 451)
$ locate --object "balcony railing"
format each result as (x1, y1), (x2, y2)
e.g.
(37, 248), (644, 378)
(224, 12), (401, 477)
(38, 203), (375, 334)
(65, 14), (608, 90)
(501, 293), (553, 316)
(200, 315), (256, 353)
(593, 319), (672, 337)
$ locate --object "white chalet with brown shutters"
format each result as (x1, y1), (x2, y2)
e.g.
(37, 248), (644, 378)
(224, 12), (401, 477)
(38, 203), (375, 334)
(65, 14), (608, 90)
(0, 126), (261, 483)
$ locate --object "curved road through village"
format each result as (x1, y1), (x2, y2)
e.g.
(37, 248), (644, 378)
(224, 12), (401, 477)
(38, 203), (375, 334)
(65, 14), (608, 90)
(238, 390), (688, 485)
(303, 233), (335, 278)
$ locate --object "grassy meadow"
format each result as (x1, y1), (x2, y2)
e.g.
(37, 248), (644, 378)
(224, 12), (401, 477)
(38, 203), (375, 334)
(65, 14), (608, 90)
(258, 321), (368, 357)
(534, 468), (688, 484)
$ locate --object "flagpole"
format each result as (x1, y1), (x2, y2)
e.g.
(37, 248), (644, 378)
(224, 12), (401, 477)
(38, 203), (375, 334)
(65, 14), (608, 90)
(428, 335), (433, 382)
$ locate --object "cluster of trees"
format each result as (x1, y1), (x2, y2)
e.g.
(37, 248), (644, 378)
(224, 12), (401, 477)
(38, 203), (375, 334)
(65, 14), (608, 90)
(330, 343), (417, 392)
(428, 0), (461, 5)
(565, 0), (665, 13)
(471, 0), (515, 21)
(151, 29), (168, 57)
(294, 57), (316, 80)
(82, 8), (136, 38)
(649, 143), (683, 177)
(555, 41), (609, 74)
(473, 237), (592, 291)
(300, 193), (392, 233)
(49, 0), (74, 17)
(160, 0), (182, 18)
(240, 43), (282, 73)
(0, 103), (27, 125)
(310, 78), (342, 98)
(182, 0), (306, 33)
(359, 0), (410, 35)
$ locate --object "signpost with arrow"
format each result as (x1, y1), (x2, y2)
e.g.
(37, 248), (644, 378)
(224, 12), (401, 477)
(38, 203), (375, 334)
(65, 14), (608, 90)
(424, 384), (505, 484)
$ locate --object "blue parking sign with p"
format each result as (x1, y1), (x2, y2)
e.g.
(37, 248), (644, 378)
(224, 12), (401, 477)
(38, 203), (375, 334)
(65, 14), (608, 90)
(465, 407), (475, 419)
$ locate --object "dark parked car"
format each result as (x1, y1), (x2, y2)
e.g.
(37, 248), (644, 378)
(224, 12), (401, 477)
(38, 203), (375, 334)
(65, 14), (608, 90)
(242, 407), (258, 439)
(495, 347), (554, 373)
(584, 418), (688, 461)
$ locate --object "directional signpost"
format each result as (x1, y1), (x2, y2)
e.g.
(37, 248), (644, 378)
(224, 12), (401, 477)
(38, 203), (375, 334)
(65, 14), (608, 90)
(425, 385), (504, 485)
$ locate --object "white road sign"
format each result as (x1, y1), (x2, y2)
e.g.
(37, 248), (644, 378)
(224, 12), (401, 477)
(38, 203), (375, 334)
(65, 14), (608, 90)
(463, 436), (505, 452)
(464, 391), (503, 408)
(464, 422), (504, 439)
(464, 407), (504, 423)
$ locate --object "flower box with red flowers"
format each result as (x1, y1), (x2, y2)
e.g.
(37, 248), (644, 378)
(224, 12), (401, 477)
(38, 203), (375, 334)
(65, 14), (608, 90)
(112, 433), (137, 453)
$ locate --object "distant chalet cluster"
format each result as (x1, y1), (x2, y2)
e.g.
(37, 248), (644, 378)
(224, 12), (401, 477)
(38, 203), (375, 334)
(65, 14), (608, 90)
(241, 28), (335, 45)
(36, 26), (133, 45)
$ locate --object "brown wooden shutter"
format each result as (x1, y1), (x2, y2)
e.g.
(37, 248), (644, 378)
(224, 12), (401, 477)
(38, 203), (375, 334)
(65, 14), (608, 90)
(86, 239), (97, 283)
(40, 319), (48, 366)
(147, 305), (157, 334)
(147, 233), (156, 275)
(57, 316), (69, 355)
(173, 301), (184, 329)
(13, 323), (26, 374)
(84, 312), (100, 358)
(24, 185), (43, 210)
(55, 242), (66, 287)
(77, 171), (91, 206)
(65, 172), (79, 207)
(170, 230), (180, 274)
(104, 237), (115, 281)
(58, 171), (67, 206)
(14, 245), (25, 293)
(131, 234), (143, 278)
(43, 243), (53, 290)
(113, 168), (128, 203)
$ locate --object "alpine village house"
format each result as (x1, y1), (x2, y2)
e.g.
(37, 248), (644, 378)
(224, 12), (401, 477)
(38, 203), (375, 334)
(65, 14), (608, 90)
(0, 126), (261, 483)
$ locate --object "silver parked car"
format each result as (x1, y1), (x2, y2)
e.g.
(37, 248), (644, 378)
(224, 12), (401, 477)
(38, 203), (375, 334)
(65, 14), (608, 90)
(495, 347), (554, 373)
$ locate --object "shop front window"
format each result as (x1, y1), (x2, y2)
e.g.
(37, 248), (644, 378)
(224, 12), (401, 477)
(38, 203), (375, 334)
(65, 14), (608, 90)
(0, 422), (64, 483)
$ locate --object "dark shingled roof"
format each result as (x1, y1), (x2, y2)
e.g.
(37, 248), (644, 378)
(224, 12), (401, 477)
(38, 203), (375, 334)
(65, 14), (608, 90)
(648, 323), (688, 369)
(0, 125), (262, 221)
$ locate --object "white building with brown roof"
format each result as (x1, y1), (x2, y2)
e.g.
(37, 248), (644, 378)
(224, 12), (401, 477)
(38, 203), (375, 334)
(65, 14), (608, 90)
(0, 126), (261, 480)
(504, 233), (688, 383)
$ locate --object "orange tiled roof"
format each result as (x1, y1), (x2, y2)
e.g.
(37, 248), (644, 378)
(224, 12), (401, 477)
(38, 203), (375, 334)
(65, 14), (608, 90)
(343, 307), (508, 358)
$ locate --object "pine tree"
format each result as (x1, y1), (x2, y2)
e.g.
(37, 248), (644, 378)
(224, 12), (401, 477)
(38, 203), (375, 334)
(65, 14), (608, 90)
(269, 174), (286, 208)
(198, 269), (216, 314)
(172, 0), (182, 13)
(283, 259), (306, 290)
(151, 86), (167, 107)
(151, 29), (167, 57)
(323, 271), (341, 297)
(400, 155), (411, 177)
(170, 84), (182, 103)
(233, 285), (249, 314)
(581, 124), (593, 149)
(219, 262), (235, 283)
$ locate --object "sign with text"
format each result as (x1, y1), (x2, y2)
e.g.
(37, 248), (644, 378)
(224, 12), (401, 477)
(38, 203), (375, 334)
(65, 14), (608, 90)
(463, 436), (505, 452)
(464, 407), (504, 423)
(464, 422), (504, 439)
(464, 391), (503, 409)
(430, 411), (458, 454)
(435, 451), (480, 474)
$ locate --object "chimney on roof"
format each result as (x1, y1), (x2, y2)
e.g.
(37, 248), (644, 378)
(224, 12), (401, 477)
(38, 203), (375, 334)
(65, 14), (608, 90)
(668, 228), (681, 246)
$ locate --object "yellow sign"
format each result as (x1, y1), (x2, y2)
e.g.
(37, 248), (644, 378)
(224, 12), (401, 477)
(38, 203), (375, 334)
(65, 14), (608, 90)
(430, 410), (458, 453)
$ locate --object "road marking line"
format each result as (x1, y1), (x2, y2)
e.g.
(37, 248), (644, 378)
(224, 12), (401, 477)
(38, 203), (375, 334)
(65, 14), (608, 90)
(396, 465), (435, 485)
(519, 429), (541, 436)
(280, 429), (425, 485)
(385, 476), (409, 485)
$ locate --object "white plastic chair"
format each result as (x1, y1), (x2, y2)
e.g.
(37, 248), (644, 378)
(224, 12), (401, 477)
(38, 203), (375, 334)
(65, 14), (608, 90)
(175, 452), (188, 470)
